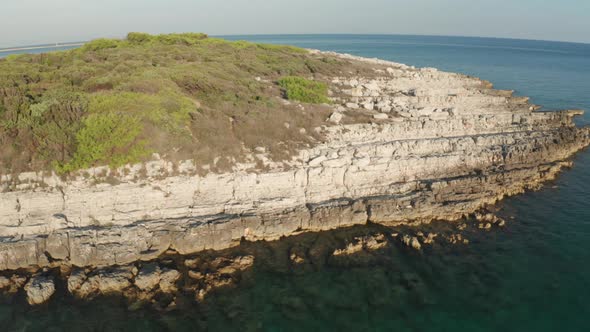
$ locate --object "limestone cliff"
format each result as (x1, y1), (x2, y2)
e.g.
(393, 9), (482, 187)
(1, 51), (588, 271)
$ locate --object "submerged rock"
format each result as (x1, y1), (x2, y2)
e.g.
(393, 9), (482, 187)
(0, 276), (11, 289)
(290, 253), (305, 264)
(189, 255), (255, 301)
(212, 256), (255, 275)
(474, 212), (506, 228)
(332, 234), (388, 256)
(0, 275), (28, 295)
(24, 275), (55, 305)
(420, 233), (438, 245)
(402, 235), (422, 250)
(448, 234), (469, 245)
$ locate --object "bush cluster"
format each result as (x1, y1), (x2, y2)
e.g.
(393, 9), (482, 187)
(0, 32), (342, 174)
(278, 76), (330, 104)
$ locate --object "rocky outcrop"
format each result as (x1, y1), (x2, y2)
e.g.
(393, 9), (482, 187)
(187, 255), (255, 300)
(134, 264), (180, 294)
(1, 217), (500, 309)
(24, 275), (55, 305)
(0, 51), (588, 273)
(67, 265), (143, 299)
(332, 234), (388, 256)
(0, 253), (254, 309)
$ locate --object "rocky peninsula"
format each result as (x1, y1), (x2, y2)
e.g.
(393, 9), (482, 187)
(0, 33), (588, 306)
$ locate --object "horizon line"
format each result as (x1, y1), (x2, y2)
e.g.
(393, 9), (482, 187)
(1, 32), (589, 52)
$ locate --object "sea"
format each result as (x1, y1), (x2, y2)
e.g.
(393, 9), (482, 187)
(1, 35), (589, 331)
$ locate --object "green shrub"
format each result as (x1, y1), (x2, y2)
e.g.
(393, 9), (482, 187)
(125, 32), (209, 46)
(0, 32), (352, 174)
(88, 91), (194, 126)
(58, 112), (148, 172)
(20, 89), (88, 162)
(154, 33), (208, 45)
(257, 43), (307, 54)
(127, 32), (154, 45)
(82, 38), (123, 52)
(278, 76), (330, 104)
(3, 54), (22, 62)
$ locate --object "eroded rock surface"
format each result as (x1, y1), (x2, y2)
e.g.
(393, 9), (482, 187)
(24, 275), (55, 305)
(0, 51), (588, 272)
(68, 266), (136, 299)
(0, 215), (558, 308)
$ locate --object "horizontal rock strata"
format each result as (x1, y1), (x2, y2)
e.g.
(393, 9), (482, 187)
(1, 52), (589, 271)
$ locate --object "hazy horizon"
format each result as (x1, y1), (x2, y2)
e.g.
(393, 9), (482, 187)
(1, 0), (589, 47)
(3, 33), (590, 50)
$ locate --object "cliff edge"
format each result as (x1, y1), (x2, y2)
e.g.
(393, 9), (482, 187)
(0, 35), (589, 272)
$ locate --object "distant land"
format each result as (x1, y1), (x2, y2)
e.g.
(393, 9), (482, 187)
(0, 42), (85, 53)
(2, 33), (589, 55)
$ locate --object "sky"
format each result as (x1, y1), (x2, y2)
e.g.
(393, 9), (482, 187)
(1, 0), (589, 47)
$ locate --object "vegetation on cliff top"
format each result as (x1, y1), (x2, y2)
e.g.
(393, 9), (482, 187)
(278, 76), (331, 104)
(0, 32), (371, 175)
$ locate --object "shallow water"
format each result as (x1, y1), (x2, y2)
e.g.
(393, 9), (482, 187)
(2, 35), (590, 331)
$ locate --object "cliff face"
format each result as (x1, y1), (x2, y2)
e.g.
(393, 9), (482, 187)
(1, 52), (589, 271)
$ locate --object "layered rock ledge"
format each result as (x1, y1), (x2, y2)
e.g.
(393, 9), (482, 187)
(1, 51), (589, 272)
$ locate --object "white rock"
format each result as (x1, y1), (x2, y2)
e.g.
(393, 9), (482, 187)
(363, 83), (380, 91)
(355, 157), (371, 167)
(328, 112), (343, 124)
(429, 111), (450, 120)
(363, 102), (375, 110)
(351, 87), (363, 97)
(308, 155), (327, 167)
(373, 113), (389, 120)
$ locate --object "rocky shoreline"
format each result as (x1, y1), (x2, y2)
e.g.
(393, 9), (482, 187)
(0, 215), (503, 308)
(1, 51), (589, 305)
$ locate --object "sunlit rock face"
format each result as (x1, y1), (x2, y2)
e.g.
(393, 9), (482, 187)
(1, 51), (589, 271)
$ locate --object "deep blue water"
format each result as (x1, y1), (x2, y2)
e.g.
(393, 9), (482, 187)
(1, 35), (590, 331)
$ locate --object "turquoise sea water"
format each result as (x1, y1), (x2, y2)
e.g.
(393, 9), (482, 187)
(1, 35), (590, 331)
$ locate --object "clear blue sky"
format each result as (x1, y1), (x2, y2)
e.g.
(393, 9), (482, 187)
(1, 0), (589, 47)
